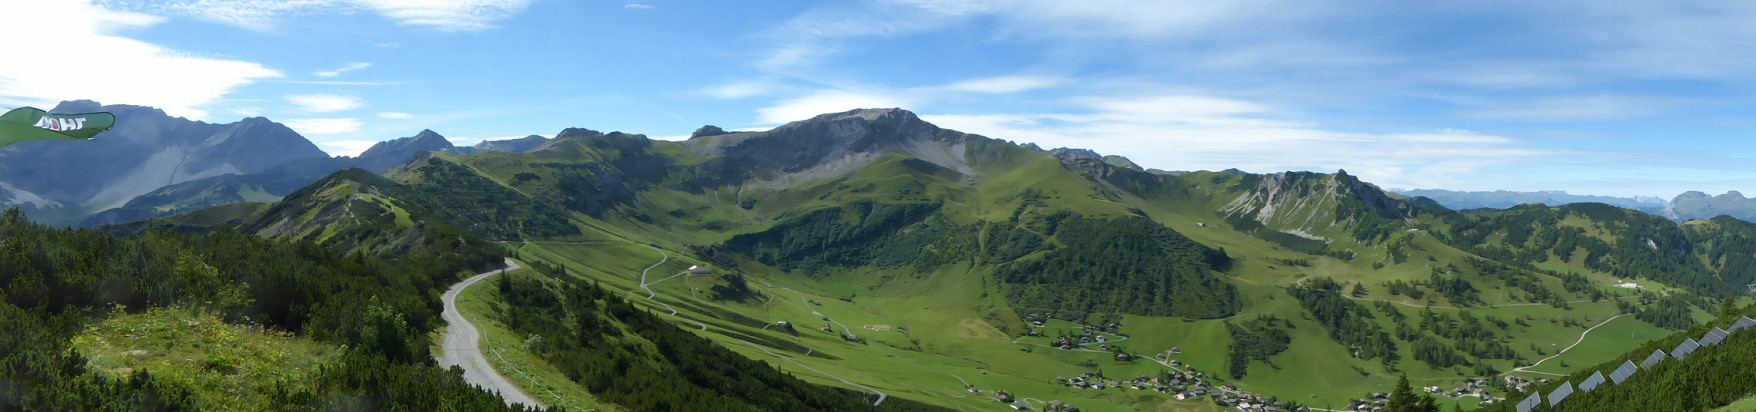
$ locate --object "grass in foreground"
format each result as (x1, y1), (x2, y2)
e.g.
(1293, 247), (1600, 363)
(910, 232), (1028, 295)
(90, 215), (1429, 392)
(70, 307), (340, 411)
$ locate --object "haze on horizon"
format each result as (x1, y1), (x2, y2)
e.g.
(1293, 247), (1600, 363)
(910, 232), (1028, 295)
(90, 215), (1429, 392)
(4, 0), (1756, 199)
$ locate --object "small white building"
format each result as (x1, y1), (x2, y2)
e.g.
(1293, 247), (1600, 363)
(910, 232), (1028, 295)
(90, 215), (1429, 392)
(688, 265), (711, 274)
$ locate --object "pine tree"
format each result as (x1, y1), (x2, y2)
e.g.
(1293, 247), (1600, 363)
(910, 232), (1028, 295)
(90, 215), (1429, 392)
(1415, 394), (1439, 412)
(1388, 372), (1418, 412)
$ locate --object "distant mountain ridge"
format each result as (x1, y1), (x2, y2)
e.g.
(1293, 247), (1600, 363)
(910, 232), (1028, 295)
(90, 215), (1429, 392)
(1394, 188), (1667, 211)
(0, 100), (550, 227)
(1399, 188), (1756, 223)
(0, 100), (330, 225)
(81, 127), (551, 227)
(1665, 190), (1756, 222)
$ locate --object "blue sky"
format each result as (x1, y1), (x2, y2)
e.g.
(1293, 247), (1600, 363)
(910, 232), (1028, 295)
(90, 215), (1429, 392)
(3, 0), (1756, 198)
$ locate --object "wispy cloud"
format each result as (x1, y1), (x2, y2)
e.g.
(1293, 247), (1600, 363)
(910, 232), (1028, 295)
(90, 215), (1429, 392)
(286, 94), (364, 113)
(108, 0), (536, 32)
(625, 3), (655, 10)
(936, 75), (1062, 94)
(919, 94), (1545, 192)
(315, 62), (371, 77)
(0, 0), (281, 119)
(285, 118), (363, 135)
(317, 139), (379, 157)
(352, 0), (536, 31)
(703, 81), (774, 99)
(1456, 94), (1659, 122)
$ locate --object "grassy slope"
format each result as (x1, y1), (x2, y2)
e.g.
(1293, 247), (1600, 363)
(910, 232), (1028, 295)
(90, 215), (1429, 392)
(70, 307), (340, 411)
(434, 264), (619, 412)
(368, 133), (1709, 410)
(1715, 395), (1756, 412)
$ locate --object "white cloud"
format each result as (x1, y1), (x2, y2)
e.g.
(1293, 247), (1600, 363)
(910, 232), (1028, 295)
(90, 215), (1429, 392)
(920, 94), (1544, 191)
(315, 62), (372, 77)
(349, 0), (535, 31)
(0, 1), (281, 119)
(757, 1), (977, 72)
(285, 118), (363, 134)
(703, 81), (773, 99)
(317, 139), (379, 157)
(625, 3), (655, 10)
(286, 94), (364, 113)
(938, 75), (1062, 94)
(108, 0), (535, 32)
(377, 112), (415, 119)
(756, 90), (913, 124)
(145, 0), (333, 31)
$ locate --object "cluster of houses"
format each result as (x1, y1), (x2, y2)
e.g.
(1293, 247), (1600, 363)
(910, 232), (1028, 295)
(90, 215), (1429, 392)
(1341, 392), (1397, 411)
(1419, 378), (1503, 404)
(1047, 332), (1122, 351)
(1510, 316), (1756, 412)
(1047, 369), (1293, 410)
(1500, 375), (1539, 393)
(971, 388), (1080, 412)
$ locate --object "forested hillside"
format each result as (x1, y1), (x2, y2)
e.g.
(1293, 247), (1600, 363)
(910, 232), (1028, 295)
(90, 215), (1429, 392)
(1479, 301), (1756, 411)
(0, 208), (520, 410)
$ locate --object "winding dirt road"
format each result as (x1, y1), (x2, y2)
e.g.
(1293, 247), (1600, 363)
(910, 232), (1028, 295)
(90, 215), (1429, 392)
(1513, 313), (1632, 376)
(436, 260), (544, 409)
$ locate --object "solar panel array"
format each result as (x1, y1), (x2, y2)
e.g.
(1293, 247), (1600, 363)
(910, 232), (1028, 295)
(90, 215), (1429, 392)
(1734, 316), (1756, 333)
(1579, 371), (1606, 393)
(1671, 338), (1701, 360)
(1505, 316), (1756, 408)
(1548, 381), (1574, 406)
(1703, 328), (1730, 346)
(1611, 360), (1637, 384)
(1642, 349), (1667, 369)
(1517, 392), (1543, 412)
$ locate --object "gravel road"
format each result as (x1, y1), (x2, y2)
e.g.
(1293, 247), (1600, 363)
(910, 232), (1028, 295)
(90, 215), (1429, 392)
(436, 260), (544, 409)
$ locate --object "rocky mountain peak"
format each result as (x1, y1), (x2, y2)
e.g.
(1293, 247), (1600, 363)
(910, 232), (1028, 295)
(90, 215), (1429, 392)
(411, 129), (447, 143)
(49, 99), (104, 113)
(354, 130), (457, 173)
(691, 125), (729, 138)
(555, 128), (604, 140)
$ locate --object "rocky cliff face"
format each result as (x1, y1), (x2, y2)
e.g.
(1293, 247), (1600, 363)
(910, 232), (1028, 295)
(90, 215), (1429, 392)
(1220, 170), (1414, 239)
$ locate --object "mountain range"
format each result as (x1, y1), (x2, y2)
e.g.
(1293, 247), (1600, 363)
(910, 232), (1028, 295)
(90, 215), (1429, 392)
(0, 101), (551, 227)
(11, 101), (1756, 410)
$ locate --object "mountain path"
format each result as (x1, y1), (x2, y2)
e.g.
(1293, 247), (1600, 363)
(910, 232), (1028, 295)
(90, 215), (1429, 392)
(753, 280), (971, 389)
(622, 246), (887, 404)
(437, 260), (544, 409)
(1513, 313), (1632, 376)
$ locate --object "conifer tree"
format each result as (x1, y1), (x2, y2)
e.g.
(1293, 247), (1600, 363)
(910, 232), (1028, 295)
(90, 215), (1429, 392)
(1388, 372), (1418, 412)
